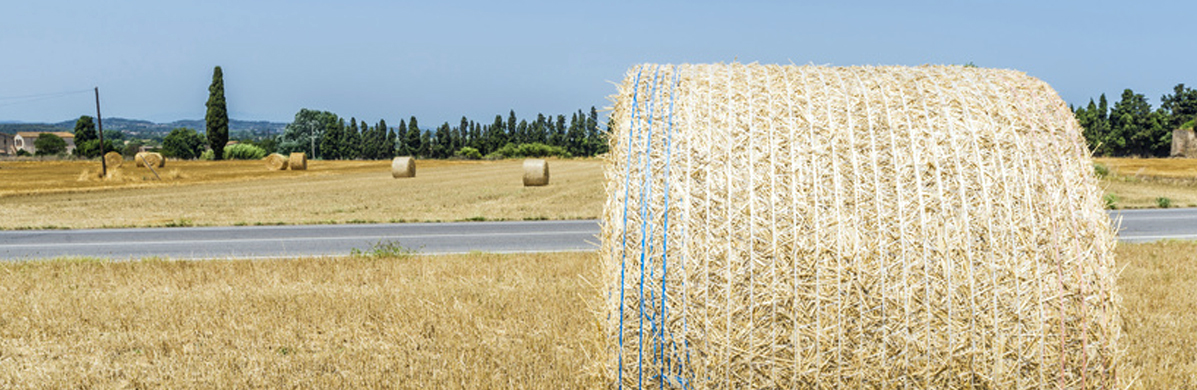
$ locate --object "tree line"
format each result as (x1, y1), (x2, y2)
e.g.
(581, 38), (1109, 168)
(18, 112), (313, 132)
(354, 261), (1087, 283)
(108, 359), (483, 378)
(1074, 83), (1197, 157)
(271, 107), (607, 160)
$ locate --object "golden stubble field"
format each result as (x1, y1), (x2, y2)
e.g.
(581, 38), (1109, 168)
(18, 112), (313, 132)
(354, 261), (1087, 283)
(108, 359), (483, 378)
(1095, 157), (1197, 208)
(0, 243), (1193, 388)
(0, 159), (604, 229)
(2, 157), (1197, 229)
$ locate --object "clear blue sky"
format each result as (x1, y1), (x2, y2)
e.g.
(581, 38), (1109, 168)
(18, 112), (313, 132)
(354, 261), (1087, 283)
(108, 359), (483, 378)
(2, 0), (1194, 125)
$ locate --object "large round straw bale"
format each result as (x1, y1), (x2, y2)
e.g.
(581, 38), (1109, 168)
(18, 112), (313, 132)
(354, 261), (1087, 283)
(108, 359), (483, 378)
(134, 152), (164, 168)
(601, 64), (1120, 389)
(522, 159), (549, 186)
(288, 152), (307, 170)
(103, 151), (123, 168)
(391, 156), (416, 178)
(264, 153), (289, 171)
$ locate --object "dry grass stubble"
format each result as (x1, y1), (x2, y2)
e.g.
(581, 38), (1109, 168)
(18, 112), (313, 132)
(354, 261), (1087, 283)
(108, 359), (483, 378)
(0, 244), (1193, 387)
(0, 252), (605, 389)
(0, 159), (603, 229)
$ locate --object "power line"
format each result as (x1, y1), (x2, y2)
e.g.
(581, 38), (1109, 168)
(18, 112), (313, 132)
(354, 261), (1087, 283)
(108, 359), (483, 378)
(0, 89), (93, 108)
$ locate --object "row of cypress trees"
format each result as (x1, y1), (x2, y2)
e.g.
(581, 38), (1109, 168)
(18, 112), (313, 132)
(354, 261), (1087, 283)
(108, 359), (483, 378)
(276, 107), (607, 160)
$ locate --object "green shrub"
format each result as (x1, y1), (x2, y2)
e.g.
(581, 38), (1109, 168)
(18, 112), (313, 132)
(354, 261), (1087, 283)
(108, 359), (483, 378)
(15, 149), (31, 157)
(1103, 194), (1119, 209)
(1156, 196), (1173, 208)
(490, 142), (571, 158)
(350, 240), (419, 258)
(34, 133), (67, 156)
(223, 143), (267, 160)
(1093, 163), (1109, 178)
(454, 147), (482, 160)
(200, 149), (215, 160)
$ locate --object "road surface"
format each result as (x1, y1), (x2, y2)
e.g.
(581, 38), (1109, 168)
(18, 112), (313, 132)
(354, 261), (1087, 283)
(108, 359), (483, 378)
(0, 209), (1193, 260)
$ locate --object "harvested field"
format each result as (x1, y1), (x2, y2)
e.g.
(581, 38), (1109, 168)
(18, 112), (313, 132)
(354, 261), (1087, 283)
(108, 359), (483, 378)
(0, 252), (605, 389)
(0, 157), (1192, 230)
(0, 243), (1192, 388)
(0, 159), (603, 229)
(1096, 157), (1197, 208)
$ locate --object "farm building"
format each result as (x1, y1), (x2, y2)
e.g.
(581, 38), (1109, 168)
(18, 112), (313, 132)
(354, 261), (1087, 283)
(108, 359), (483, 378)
(602, 63), (1119, 389)
(1172, 128), (1197, 157)
(0, 132), (12, 155)
(13, 131), (75, 155)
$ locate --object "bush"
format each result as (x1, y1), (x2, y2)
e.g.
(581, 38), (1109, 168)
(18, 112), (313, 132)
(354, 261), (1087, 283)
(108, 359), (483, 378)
(222, 143), (267, 160)
(34, 133), (67, 156)
(1156, 196), (1173, 208)
(1103, 194), (1119, 209)
(454, 147), (482, 160)
(74, 139), (117, 159)
(200, 149), (215, 160)
(489, 142), (571, 158)
(16, 149), (31, 157)
(162, 128), (206, 159)
(1093, 163), (1109, 178)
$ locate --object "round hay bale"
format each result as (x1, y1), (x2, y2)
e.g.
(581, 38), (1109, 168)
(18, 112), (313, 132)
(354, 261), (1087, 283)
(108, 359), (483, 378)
(103, 151), (123, 168)
(264, 153), (289, 171)
(522, 159), (549, 186)
(391, 156), (416, 178)
(288, 152), (307, 170)
(601, 64), (1121, 389)
(134, 152), (164, 168)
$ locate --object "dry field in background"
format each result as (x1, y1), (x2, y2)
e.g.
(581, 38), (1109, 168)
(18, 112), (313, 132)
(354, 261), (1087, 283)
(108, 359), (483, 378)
(0, 243), (1193, 388)
(0, 159), (603, 229)
(1096, 157), (1197, 208)
(1, 157), (1196, 229)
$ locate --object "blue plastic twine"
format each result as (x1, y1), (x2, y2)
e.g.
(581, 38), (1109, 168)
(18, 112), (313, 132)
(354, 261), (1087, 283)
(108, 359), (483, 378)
(618, 66), (646, 390)
(637, 65), (663, 389)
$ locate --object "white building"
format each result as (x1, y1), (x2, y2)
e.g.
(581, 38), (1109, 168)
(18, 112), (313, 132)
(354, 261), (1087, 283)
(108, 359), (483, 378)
(13, 132), (76, 155)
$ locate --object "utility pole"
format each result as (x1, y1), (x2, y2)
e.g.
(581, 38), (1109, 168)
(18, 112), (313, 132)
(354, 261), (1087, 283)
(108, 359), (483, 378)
(95, 87), (106, 178)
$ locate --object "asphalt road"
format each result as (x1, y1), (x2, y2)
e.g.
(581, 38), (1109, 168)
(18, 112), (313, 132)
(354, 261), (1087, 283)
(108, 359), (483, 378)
(1110, 207), (1197, 242)
(0, 209), (1193, 260)
(0, 220), (601, 260)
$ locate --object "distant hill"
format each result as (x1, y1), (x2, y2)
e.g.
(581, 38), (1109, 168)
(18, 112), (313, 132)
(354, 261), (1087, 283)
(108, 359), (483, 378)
(0, 118), (287, 137)
(0, 123), (69, 134)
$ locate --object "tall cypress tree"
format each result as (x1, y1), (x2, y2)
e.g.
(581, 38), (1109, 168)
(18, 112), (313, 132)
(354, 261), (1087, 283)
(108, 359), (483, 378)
(489, 114), (506, 153)
(205, 66), (229, 160)
(320, 117), (344, 159)
(418, 128), (431, 158)
(377, 119), (390, 159)
(507, 110), (518, 143)
(396, 119), (409, 156)
(344, 118), (361, 160)
(406, 116), (421, 157)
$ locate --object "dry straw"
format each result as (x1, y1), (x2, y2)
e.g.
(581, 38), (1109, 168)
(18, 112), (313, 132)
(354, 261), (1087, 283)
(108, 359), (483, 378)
(523, 159), (549, 186)
(289, 152), (307, 171)
(134, 152), (164, 168)
(103, 151), (123, 168)
(264, 153), (289, 171)
(600, 63), (1121, 389)
(392, 156), (416, 178)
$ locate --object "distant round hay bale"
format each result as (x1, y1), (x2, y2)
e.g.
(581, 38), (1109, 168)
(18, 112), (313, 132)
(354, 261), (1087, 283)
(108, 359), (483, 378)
(602, 63), (1121, 389)
(134, 152), (164, 168)
(522, 159), (549, 186)
(264, 153), (289, 171)
(391, 156), (416, 178)
(288, 152), (307, 170)
(103, 151), (123, 168)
